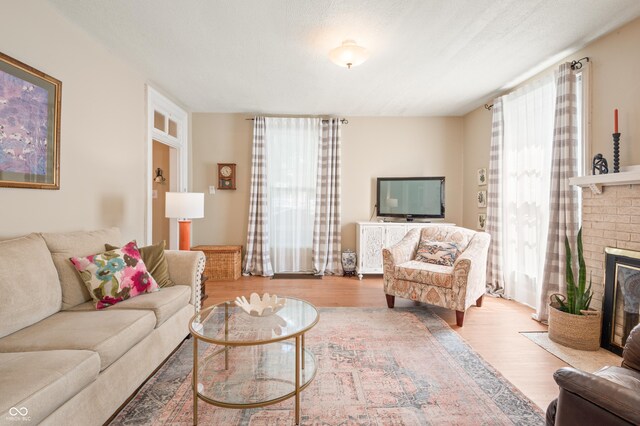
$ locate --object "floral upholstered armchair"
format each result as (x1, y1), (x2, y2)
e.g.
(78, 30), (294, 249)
(382, 226), (491, 326)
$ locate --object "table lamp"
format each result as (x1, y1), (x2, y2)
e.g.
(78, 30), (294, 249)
(165, 192), (204, 250)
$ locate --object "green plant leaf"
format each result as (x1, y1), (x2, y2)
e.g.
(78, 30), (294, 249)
(577, 228), (586, 301)
(565, 235), (576, 314)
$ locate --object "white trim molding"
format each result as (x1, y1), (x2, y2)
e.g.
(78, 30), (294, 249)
(146, 86), (189, 248)
(569, 168), (640, 195)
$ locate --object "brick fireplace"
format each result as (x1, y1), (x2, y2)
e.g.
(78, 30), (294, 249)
(581, 184), (640, 311)
(582, 184), (640, 354)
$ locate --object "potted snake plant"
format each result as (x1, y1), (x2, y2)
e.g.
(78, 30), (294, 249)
(548, 228), (602, 351)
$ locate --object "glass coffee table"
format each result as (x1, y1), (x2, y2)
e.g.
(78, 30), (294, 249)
(189, 297), (319, 425)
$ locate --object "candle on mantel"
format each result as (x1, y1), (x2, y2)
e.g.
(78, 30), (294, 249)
(614, 108), (619, 133)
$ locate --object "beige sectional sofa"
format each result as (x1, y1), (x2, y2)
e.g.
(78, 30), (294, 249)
(0, 228), (205, 425)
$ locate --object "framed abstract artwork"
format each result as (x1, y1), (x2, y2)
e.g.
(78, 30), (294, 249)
(0, 52), (61, 189)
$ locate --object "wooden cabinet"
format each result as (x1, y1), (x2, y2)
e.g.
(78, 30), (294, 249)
(355, 222), (455, 279)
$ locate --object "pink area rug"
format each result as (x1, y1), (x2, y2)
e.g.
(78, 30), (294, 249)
(111, 308), (544, 425)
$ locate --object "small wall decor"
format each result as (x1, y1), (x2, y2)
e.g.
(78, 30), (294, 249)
(477, 213), (486, 231)
(477, 190), (487, 208)
(0, 52), (61, 189)
(217, 163), (236, 190)
(592, 154), (609, 175)
(477, 168), (487, 186)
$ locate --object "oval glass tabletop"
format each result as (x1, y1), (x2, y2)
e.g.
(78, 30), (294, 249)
(190, 297), (319, 345)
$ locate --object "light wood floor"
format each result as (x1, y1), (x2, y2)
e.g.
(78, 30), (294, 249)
(203, 275), (566, 410)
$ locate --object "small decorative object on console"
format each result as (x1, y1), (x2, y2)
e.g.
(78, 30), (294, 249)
(592, 153), (608, 175)
(342, 249), (357, 276)
(235, 292), (286, 316)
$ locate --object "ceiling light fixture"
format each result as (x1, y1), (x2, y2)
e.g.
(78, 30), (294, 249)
(329, 39), (369, 69)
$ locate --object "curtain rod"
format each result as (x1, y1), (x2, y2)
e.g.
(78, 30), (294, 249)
(484, 56), (590, 111)
(245, 117), (349, 124)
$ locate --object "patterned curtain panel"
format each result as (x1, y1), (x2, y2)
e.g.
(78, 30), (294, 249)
(242, 117), (274, 277)
(485, 98), (505, 295)
(537, 63), (580, 321)
(312, 119), (343, 275)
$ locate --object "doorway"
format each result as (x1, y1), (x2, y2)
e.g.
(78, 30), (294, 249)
(151, 140), (176, 244)
(146, 86), (188, 248)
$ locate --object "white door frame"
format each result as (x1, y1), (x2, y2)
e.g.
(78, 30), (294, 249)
(146, 86), (189, 248)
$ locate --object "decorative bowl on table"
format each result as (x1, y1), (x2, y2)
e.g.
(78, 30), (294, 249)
(235, 293), (286, 317)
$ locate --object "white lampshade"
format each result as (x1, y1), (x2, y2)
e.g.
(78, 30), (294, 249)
(165, 192), (204, 219)
(329, 40), (369, 69)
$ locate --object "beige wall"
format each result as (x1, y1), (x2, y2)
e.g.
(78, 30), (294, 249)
(461, 16), (640, 229)
(152, 141), (171, 244)
(461, 107), (492, 229)
(341, 117), (463, 249)
(191, 115), (464, 251)
(0, 1), (147, 241)
(191, 114), (253, 247)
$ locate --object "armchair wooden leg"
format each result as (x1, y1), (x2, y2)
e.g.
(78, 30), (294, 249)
(476, 295), (484, 307)
(385, 294), (395, 308)
(455, 310), (465, 327)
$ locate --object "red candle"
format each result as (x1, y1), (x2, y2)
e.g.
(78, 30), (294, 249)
(614, 109), (619, 133)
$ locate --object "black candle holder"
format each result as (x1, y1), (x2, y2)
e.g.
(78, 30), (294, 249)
(613, 133), (621, 173)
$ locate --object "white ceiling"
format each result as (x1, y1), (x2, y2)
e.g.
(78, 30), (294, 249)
(50, 0), (640, 116)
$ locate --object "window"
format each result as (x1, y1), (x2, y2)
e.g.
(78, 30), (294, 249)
(265, 118), (321, 273)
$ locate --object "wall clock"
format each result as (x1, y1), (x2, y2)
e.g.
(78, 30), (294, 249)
(217, 163), (236, 190)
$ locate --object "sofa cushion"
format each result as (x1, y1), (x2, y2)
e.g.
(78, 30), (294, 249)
(0, 310), (155, 371)
(0, 233), (61, 338)
(415, 240), (461, 266)
(41, 227), (121, 310)
(70, 285), (191, 328)
(70, 241), (160, 309)
(106, 241), (175, 288)
(0, 350), (99, 425)
(395, 260), (454, 288)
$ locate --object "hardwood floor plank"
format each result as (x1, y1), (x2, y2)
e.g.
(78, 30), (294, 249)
(203, 275), (564, 410)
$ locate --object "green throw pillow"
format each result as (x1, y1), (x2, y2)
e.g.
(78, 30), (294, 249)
(105, 240), (174, 288)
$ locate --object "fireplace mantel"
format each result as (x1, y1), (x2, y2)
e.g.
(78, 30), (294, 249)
(569, 170), (640, 195)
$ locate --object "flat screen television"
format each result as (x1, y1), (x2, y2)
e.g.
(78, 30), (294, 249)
(376, 177), (445, 220)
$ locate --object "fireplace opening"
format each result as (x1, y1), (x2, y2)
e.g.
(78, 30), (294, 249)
(602, 247), (640, 355)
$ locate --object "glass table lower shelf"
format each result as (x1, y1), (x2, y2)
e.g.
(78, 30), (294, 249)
(196, 340), (317, 407)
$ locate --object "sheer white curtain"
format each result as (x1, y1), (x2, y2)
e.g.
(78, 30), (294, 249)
(265, 118), (321, 273)
(501, 75), (556, 308)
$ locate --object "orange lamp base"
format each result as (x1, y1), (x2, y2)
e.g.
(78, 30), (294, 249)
(178, 220), (192, 251)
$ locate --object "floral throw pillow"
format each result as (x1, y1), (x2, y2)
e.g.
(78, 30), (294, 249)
(415, 240), (461, 267)
(70, 241), (159, 309)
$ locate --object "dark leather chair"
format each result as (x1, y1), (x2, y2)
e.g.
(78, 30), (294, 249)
(546, 324), (640, 425)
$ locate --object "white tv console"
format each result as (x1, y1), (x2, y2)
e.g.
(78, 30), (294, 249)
(355, 221), (455, 280)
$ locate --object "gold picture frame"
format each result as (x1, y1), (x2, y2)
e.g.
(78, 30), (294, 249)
(0, 52), (61, 189)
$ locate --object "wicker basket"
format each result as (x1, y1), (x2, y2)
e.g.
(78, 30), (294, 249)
(548, 294), (602, 351)
(192, 245), (242, 281)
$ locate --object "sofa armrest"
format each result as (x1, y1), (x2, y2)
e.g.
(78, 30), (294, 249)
(554, 367), (640, 425)
(383, 228), (421, 268)
(382, 228), (421, 292)
(164, 250), (206, 310)
(453, 232), (491, 309)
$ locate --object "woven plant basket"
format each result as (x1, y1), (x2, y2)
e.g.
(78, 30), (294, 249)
(548, 294), (602, 351)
